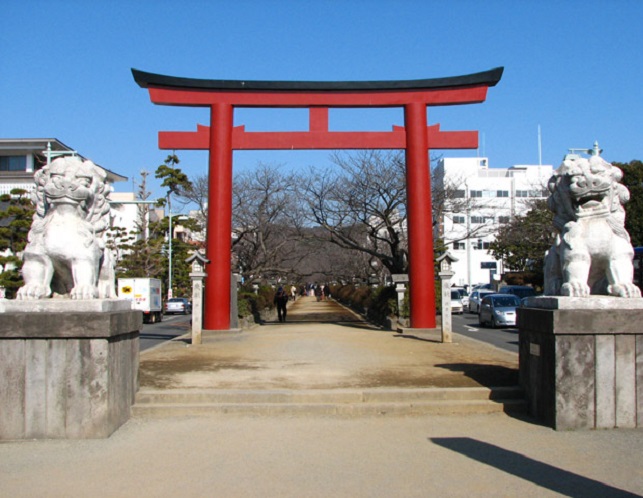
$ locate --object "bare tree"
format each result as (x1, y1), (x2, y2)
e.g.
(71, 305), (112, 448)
(431, 164), (512, 247)
(301, 150), (409, 275)
(288, 227), (375, 284)
(232, 163), (309, 282)
(175, 173), (208, 223)
(134, 170), (152, 239)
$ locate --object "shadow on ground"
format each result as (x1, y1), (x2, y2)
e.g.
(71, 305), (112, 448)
(431, 437), (641, 497)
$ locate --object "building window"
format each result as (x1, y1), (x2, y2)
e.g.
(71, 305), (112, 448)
(516, 189), (546, 198)
(453, 189), (466, 198)
(453, 215), (465, 224)
(0, 156), (27, 172)
(498, 216), (511, 224)
(453, 242), (465, 250)
(474, 241), (491, 250)
(471, 190), (501, 198)
(496, 190), (509, 197)
(471, 216), (484, 224)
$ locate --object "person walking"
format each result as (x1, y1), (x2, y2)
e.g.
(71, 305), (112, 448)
(274, 286), (289, 323)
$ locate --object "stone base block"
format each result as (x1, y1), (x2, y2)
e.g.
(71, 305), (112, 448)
(518, 296), (643, 430)
(0, 304), (142, 439)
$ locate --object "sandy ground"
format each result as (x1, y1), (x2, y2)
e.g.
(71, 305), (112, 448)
(139, 297), (519, 390)
(2, 413), (642, 497)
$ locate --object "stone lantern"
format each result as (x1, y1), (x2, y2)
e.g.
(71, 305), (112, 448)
(185, 251), (209, 345)
(436, 251), (458, 343)
(391, 274), (409, 320)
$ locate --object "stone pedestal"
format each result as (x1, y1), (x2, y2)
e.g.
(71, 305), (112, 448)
(518, 296), (643, 430)
(0, 299), (141, 439)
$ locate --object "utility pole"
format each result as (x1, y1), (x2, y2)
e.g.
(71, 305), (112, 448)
(167, 192), (173, 300)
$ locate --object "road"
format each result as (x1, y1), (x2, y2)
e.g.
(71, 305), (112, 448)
(451, 310), (520, 354)
(139, 314), (191, 351)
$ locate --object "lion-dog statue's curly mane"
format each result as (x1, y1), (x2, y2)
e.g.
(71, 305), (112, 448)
(17, 156), (116, 300)
(544, 154), (641, 298)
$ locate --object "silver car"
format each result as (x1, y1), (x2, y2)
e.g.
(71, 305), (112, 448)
(165, 297), (192, 315)
(468, 290), (495, 313)
(478, 294), (521, 328)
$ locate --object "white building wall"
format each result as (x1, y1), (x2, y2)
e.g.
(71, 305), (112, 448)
(109, 192), (140, 239)
(435, 157), (553, 289)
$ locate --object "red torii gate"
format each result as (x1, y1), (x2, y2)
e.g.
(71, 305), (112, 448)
(132, 67), (503, 331)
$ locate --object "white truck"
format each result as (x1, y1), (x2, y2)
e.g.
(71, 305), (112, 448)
(118, 278), (163, 324)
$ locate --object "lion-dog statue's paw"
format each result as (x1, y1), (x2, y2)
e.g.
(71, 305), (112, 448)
(70, 284), (99, 300)
(608, 283), (642, 298)
(561, 281), (590, 297)
(16, 284), (52, 300)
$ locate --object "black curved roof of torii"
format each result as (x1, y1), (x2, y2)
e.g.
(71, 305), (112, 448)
(132, 67), (504, 92)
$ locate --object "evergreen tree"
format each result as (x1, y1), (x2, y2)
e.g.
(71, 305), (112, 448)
(154, 155), (198, 297)
(489, 199), (555, 284)
(0, 189), (35, 297)
(615, 160), (643, 247)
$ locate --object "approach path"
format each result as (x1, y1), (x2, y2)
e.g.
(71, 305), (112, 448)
(139, 295), (518, 390)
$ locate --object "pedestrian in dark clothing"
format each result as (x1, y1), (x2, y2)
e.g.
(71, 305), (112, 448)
(274, 286), (289, 322)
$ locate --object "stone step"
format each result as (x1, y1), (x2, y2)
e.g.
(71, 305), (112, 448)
(132, 386), (526, 417)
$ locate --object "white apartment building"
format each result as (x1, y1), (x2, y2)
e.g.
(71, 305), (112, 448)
(0, 138), (126, 195)
(433, 157), (553, 289)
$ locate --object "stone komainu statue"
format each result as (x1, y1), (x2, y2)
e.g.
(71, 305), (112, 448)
(17, 156), (116, 300)
(544, 154), (641, 298)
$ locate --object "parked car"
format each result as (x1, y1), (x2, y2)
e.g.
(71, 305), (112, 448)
(498, 285), (537, 299)
(452, 287), (469, 308)
(468, 289), (495, 314)
(479, 294), (521, 328)
(450, 289), (464, 314)
(165, 297), (192, 315)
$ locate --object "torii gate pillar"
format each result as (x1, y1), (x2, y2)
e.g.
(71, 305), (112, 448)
(207, 103), (234, 330)
(404, 102), (434, 328)
(133, 67), (503, 332)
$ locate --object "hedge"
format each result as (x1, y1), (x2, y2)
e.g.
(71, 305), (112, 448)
(237, 285), (275, 321)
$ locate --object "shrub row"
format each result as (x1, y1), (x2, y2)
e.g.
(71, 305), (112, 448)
(237, 285), (275, 321)
(330, 284), (400, 327)
(332, 280), (443, 322)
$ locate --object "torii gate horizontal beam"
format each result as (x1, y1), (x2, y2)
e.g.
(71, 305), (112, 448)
(157, 123), (478, 150)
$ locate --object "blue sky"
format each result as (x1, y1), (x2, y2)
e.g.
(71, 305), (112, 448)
(3, 0), (642, 203)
